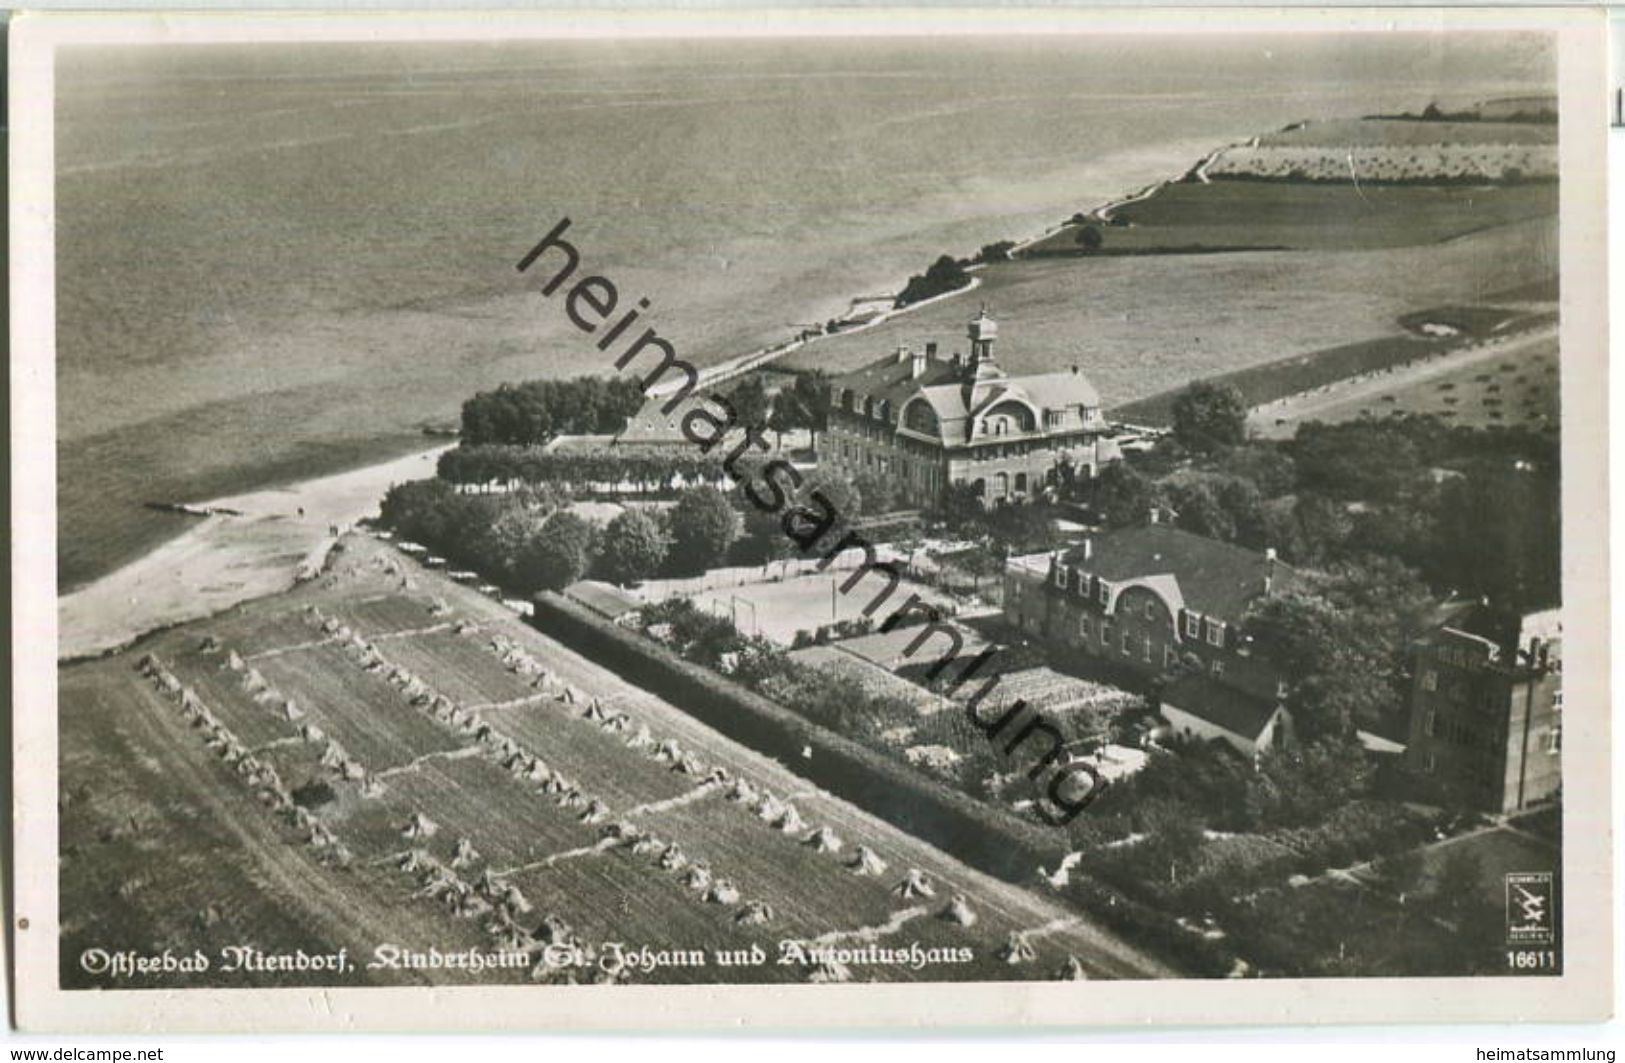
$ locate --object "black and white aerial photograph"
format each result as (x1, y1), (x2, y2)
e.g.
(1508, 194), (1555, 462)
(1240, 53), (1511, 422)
(12, 7), (1612, 1033)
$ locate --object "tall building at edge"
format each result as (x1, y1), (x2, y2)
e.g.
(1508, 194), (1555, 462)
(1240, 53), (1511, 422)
(1404, 604), (1562, 813)
(822, 310), (1121, 508)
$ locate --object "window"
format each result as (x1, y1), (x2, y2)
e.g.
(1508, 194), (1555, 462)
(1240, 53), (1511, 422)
(1553, 690), (1563, 712)
(1210, 659), (1225, 677)
(1120, 630), (1132, 656)
(1423, 709), (1436, 737)
(1100, 621), (1111, 646)
(1164, 645), (1178, 668)
(1078, 616), (1091, 641)
(1097, 582), (1110, 606)
(1143, 599), (1157, 620)
(1053, 565), (1067, 589)
(1276, 679), (1289, 699)
(1424, 752), (1437, 774)
(1545, 727), (1561, 754)
(1184, 613), (1200, 639)
(1076, 570), (1090, 596)
(1142, 636), (1153, 662)
(1421, 669), (1438, 692)
(1205, 619), (1224, 647)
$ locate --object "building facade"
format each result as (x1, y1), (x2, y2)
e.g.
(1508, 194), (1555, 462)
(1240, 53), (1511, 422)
(1404, 605), (1562, 812)
(823, 311), (1120, 508)
(1004, 524), (1297, 757)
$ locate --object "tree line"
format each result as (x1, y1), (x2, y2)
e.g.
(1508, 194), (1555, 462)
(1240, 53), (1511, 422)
(459, 376), (647, 446)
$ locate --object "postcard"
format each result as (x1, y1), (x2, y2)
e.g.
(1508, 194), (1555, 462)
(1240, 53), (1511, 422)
(9, 7), (1612, 1032)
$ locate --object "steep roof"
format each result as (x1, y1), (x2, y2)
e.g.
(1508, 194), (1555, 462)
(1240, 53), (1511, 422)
(1162, 674), (1281, 741)
(832, 353), (1102, 429)
(1062, 525), (1299, 622)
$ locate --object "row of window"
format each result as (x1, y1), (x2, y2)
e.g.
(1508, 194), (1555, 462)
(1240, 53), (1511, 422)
(1050, 563), (1227, 646)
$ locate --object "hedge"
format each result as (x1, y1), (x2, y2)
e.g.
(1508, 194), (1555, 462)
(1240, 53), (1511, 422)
(530, 591), (1068, 880)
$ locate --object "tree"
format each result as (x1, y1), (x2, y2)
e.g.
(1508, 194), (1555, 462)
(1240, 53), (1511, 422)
(1090, 462), (1159, 527)
(1171, 382), (1248, 454)
(931, 481), (987, 534)
(896, 254), (971, 308)
(597, 508), (668, 586)
(513, 511), (596, 593)
(1245, 558), (1431, 738)
(853, 472), (898, 517)
(977, 240), (1016, 263)
(669, 486), (739, 573)
(728, 375), (771, 431)
(791, 371), (832, 449)
(767, 397), (800, 451)
(1075, 224), (1104, 251)
(1170, 481), (1236, 542)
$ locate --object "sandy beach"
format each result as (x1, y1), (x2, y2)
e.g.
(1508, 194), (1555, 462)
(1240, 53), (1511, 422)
(57, 445), (451, 661)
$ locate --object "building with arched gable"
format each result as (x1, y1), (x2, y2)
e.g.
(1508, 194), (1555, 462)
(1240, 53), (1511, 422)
(1004, 524), (1299, 758)
(822, 310), (1120, 507)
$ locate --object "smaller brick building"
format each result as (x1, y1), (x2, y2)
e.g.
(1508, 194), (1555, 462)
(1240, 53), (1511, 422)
(1404, 604), (1561, 812)
(1004, 524), (1298, 757)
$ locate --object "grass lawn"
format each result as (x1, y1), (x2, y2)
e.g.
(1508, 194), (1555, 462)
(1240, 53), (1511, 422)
(779, 216), (1557, 413)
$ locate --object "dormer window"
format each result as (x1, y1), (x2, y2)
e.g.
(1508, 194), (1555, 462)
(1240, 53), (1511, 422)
(1183, 613), (1200, 639)
(1205, 619), (1224, 647)
(1053, 565), (1067, 589)
(1096, 581), (1109, 606)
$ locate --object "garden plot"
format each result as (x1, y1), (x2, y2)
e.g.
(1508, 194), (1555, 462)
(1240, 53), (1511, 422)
(685, 574), (960, 647)
(381, 628), (542, 707)
(256, 643), (469, 772)
(324, 753), (601, 872)
(164, 651), (304, 750)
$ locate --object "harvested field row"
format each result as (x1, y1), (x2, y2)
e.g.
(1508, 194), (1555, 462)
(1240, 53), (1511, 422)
(1207, 143), (1555, 184)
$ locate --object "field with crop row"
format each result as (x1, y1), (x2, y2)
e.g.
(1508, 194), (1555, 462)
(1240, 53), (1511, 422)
(1250, 330), (1558, 439)
(60, 535), (1171, 987)
(1257, 118), (1555, 149)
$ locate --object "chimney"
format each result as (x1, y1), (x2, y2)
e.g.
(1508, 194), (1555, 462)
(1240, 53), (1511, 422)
(1264, 547), (1278, 595)
(925, 341), (938, 360)
(911, 346), (928, 379)
(950, 351), (963, 369)
(895, 344), (911, 365)
(1083, 537), (1093, 562)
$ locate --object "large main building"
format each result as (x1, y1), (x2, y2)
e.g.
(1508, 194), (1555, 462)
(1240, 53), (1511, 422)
(823, 311), (1120, 507)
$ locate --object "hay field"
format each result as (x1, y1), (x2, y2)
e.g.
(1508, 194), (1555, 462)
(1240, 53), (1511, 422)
(59, 534), (1173, 988)
(782, 217), (1556, 413)
(1250, 330), (1558, 439)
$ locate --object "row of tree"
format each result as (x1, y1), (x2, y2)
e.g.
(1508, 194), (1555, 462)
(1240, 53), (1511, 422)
(458, 376), (646, 447)
(437, 445), (730, 493)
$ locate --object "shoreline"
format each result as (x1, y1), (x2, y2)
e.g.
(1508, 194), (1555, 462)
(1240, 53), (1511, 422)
(58, 444), (452, 662)
(58, 135), (1231, 663)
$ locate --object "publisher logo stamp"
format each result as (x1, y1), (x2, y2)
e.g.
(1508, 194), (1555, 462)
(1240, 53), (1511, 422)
(1504, 872), (1555, 944)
